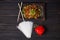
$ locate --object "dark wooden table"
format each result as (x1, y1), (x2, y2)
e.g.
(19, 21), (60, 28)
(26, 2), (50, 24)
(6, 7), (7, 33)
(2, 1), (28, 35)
(0, 0), (60, 40)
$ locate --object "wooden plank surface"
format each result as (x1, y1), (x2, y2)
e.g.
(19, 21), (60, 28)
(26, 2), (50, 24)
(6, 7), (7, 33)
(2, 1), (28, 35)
(0, 0), (60, 40)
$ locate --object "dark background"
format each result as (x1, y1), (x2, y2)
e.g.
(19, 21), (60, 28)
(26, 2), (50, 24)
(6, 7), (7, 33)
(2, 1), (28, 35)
(0, 0), (60, 40)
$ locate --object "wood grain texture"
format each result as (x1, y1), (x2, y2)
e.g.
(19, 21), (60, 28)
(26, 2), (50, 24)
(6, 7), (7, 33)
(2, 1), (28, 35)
(0, 0), (60, 40)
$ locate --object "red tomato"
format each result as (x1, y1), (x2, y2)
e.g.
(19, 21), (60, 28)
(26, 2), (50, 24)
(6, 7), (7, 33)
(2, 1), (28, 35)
(35, 25), (45, 36)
